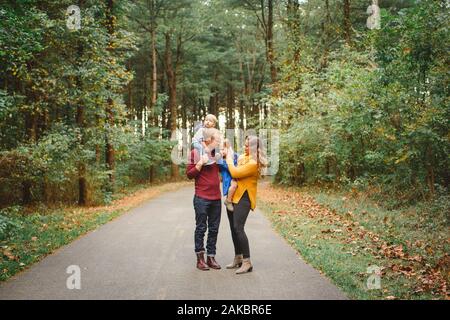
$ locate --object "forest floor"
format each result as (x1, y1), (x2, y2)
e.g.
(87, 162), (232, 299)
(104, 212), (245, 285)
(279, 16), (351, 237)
(0, 181), (191, 282)
(257, 180), (449, 300)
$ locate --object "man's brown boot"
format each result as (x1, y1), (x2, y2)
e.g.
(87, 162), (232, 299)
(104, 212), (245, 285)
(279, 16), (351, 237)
(196, 252), (210, 271)
(236, 258), (253, 274)
(226, 254), (243, 269)
(207, 256), (221, 269)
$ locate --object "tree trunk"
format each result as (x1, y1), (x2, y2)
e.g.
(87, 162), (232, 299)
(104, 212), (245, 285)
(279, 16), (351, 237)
(294, 162), (306, 186)
(150, 22), (158, 127)
(149, 166), (155, 183)
(143, 74), (148, 135)
(286, 0), (301, 63)
(320, 0), (332, 70)
(227, 83), (235, 129)
(165, 32), (179, 180)
(148, 7), (158, 180)
(76, 97), (87, 206)
(181, 89), (187, 129)
(22, 181), (32, 205)
(287, 0), (300, 22)
(95, 106), (101, 164)
(24, 112), (37, 144)
(105, 98), (115, 179)
(343, 0), (351, 45)
(294, 154), (306, 185)
(76, 0), (87, 206)
(426, 146), (435, 195)
(201, 98), (207, 120)
(267, 0), (277, 85)
(193, 99), (198, 125)
(239, 100), (245, 130)
(22, 82), (35, 204)
(126, 62), (133, 124)
(208, 71), (219, 116)
(105, 0), (115, 190)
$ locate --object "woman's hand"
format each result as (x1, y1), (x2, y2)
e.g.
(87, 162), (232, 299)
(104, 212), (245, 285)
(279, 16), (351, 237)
(226, 147), (234, 161)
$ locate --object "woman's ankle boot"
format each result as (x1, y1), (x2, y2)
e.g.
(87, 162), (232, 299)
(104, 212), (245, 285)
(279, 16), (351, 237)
(236, 258), (253, 274)
(226, 254), (243, 269)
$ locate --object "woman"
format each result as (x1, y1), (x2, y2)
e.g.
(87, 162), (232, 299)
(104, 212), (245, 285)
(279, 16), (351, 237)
(223, 135), (267, 274)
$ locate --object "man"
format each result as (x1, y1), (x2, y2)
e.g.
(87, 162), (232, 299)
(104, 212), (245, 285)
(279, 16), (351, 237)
(186, 128), (222, 271)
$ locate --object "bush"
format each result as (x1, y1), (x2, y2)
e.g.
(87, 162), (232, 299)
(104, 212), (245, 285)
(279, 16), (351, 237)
(0, 206), (22, 241)
(115, 128), (174, 186)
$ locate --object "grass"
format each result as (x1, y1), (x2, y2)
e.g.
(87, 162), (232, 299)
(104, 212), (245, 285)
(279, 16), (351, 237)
(0, 180), (191, 282)
(257, 181), (449, 300)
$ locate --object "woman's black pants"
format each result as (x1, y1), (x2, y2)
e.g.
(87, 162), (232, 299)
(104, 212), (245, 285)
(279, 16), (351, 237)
(227, 191), (251, 259)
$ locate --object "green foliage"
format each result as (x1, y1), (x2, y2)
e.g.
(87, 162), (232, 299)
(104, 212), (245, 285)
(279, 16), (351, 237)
(115, 128), (175, 187)
(0, 0), (447, 209)
(0, 0), (173, 206)
(275, 0), (449, 204)
(0, 206), (23, 241)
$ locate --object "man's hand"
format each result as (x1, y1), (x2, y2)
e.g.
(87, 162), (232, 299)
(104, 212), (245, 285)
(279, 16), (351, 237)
(195, 154), (209, 171)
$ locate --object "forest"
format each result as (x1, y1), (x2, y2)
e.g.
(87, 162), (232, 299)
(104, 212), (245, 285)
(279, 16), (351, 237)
(0, 0), (448, 207)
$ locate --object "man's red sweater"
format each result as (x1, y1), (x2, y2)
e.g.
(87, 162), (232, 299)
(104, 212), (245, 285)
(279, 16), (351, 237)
(186, 149), (221, 200)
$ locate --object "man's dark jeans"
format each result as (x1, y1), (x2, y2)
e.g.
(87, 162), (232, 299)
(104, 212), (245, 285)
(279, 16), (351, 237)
(193, 195), (221, 256)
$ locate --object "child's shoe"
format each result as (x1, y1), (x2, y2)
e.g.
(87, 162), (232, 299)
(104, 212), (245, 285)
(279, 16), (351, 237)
(224, 198), (234, 212)
(206, 157), (216, 165)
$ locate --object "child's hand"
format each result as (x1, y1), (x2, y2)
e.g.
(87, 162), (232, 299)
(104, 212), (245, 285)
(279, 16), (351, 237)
(202, 141), (209, 153)
(226, 148), (234, 160)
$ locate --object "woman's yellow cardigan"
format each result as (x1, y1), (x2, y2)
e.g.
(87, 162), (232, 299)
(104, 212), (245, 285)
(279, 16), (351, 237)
(226, 154), (259, 210)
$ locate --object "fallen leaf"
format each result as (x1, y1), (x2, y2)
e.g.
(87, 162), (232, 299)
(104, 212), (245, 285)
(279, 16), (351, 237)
(2, 249), (16, 261)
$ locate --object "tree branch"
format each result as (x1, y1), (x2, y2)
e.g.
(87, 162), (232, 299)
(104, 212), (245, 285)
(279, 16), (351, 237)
(242, 0), (268, 35)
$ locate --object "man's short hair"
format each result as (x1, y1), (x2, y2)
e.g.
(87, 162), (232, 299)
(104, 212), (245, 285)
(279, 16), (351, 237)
(203, 128), (220, 142)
